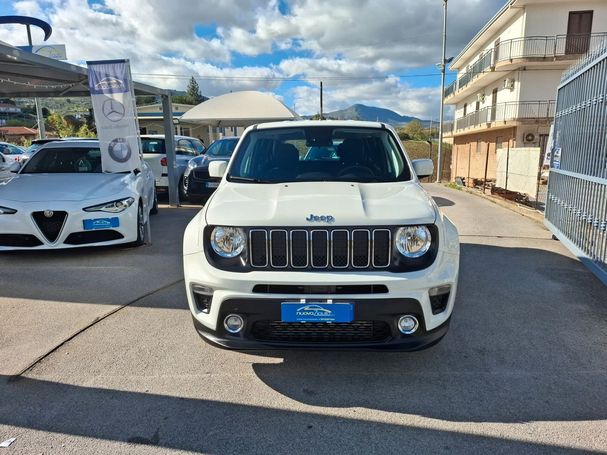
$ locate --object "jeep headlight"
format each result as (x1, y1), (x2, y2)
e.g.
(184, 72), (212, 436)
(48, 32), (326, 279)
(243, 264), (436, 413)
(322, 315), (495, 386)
(210, 226), (246, 258)
(395, 226), (432, 258)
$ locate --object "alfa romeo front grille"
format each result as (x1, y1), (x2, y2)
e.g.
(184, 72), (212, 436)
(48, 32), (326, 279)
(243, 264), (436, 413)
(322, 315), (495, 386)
(31, 211), (67, 243)
(249, 228), (391, 270)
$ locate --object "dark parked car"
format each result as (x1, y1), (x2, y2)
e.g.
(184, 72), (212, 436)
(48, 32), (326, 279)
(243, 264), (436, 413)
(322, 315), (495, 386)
(183, 137), (239, 204)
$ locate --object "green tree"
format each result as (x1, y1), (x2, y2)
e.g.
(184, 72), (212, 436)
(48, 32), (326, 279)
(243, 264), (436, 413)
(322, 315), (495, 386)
(403, 119), (428, 141)
(185, 76), (204, 105)
(46, 112), (75, 137)
(136, 95), (157, 106)
(171, 94), (189, 104)
(76, 123), (96, 138)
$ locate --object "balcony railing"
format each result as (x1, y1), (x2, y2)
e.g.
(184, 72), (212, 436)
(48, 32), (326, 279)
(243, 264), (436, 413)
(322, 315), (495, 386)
(445, 32), (607, 98)
(453, 100), (555, 132)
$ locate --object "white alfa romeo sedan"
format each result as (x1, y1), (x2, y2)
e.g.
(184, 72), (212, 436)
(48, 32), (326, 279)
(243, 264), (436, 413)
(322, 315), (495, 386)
(183, 121), (460, 351)
(0, 140), (157, 250)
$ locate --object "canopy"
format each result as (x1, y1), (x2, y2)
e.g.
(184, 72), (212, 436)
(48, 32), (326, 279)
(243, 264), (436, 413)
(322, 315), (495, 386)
(0, 41), (167, 97)
(180, 90), (298, 127)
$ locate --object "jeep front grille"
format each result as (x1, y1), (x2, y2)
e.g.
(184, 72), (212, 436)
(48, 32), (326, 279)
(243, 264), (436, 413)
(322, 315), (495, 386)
(249, 228), (392, 270)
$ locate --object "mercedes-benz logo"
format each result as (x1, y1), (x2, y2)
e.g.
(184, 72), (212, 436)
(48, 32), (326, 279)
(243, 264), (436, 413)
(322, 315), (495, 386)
(102, 99), (125, 122)
(108, 138), (132, 163)
(43, 210), (54, 218)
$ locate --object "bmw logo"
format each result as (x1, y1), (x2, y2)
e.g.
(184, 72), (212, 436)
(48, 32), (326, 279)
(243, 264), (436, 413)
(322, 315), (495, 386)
(108, 138), (132, 163)
(43, 210), (54, 218)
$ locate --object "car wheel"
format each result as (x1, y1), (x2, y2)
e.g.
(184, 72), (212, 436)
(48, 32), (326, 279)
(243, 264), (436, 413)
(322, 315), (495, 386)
(150, 189), (158, 215)
(133, 202), (145, 246)
(179, 176), (188, 202)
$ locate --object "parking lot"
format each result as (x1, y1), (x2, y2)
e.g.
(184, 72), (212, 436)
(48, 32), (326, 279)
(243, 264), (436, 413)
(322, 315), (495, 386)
(1, 184), (606, 454)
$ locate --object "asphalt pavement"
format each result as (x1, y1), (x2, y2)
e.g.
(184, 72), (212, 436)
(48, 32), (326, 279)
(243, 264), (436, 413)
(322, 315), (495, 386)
(0, 185), (606, 454)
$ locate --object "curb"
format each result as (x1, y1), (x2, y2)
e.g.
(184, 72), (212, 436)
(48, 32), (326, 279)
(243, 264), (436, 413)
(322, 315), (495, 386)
(443, 184), (545, 224)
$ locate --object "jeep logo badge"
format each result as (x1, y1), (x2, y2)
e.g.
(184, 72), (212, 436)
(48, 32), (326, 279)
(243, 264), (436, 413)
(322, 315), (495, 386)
(306, 214), (335, 223)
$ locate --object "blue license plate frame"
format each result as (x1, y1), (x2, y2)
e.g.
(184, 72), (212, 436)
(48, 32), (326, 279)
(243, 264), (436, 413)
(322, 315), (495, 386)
(83, 217), (120, 230)
(281, 302), (354, 323)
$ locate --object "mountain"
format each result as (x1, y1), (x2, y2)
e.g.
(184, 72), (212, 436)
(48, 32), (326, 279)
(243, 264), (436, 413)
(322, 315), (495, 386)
(318, 104), (430, 126)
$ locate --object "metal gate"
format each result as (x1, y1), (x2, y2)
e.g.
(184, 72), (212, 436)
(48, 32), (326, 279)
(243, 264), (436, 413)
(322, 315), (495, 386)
(545, 45), (607, 286)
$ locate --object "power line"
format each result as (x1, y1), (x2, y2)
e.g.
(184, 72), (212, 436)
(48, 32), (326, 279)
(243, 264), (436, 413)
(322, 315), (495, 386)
(130, 72), (445, 81)
(130, 66), (578, 83)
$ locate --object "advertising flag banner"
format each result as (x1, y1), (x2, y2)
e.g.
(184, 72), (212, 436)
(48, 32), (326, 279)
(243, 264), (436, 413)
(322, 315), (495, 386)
(87, 59), (141, 173)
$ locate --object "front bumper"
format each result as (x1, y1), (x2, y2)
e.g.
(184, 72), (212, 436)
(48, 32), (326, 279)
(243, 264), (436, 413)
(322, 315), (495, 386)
(0, 201), (138, 250)
(192, 298), (451, 351)
(184, 242), (459, 350)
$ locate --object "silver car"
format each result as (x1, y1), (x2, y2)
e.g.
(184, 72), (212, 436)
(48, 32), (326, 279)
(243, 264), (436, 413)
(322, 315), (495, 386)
(0, 142), (26, 164)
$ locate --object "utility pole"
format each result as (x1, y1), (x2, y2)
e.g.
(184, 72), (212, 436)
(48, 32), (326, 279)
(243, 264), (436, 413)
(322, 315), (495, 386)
(436, 0), (448, 183)
(319, 81), (324, 120)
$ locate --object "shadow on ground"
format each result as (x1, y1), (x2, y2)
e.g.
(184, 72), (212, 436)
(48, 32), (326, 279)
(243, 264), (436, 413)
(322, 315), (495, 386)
(0, 206), (198, 307)
(432, 196), (455, 207)
(249, 243), (607, 423)
(0, 374), (595, 454)
(0, 237), (606, 453)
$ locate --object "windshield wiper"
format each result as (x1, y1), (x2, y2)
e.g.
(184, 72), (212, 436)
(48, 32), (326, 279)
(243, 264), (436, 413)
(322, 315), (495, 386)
(228, 175), (272, 183)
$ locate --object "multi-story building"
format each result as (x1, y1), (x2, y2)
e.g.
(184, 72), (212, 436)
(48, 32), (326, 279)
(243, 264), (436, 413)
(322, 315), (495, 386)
(444, 0), (606, 186)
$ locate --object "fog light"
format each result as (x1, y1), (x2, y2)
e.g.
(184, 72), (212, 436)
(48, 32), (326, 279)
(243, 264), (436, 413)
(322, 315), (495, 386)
(191, 284), (213, 314)
(224, 314), (244, 334)
(398, 315), (419, 334)
(429, 284), (451, 315)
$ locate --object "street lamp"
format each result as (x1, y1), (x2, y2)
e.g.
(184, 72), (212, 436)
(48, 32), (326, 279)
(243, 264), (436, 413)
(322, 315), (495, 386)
(436, 0), (449, 183)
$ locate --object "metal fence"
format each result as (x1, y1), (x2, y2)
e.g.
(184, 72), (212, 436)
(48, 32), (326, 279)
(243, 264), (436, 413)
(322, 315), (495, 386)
(545, 44), (607, 286)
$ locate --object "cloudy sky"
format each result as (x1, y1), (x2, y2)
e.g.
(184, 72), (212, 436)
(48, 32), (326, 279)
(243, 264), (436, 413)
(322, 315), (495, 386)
(0, 0), (505, 118)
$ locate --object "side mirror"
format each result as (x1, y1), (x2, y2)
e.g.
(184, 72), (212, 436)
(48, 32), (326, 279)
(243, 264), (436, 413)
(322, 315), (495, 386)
(9, 162), (21, 173)
(412, 159), (433, 179)
(208, 160), (228, 178)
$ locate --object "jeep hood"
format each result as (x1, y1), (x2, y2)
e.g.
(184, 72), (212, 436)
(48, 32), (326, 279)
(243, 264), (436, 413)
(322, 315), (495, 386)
(205, 181), (436, 227)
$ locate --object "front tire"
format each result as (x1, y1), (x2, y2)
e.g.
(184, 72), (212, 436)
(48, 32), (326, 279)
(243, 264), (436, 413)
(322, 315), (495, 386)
(179, 176), (188, 202)
(132, 202), (145, 247)
(150, 189), (158, 215)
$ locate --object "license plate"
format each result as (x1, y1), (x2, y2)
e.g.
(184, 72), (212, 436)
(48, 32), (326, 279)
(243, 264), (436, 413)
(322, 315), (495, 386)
(206, 182), (219, 188)
(83, 217), (119, 230)
(281, 302), (354, 323)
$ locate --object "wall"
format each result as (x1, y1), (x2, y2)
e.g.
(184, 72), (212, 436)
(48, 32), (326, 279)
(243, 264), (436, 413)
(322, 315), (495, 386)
(524, 1), (607, 36)
(518, 70), (563, 102)
(451, 127), (516, 184)
(138, 120), (211, 144)
(495, 147), (542, 196)
(454, 70), (520, 118)
(456, 10), (525, 77)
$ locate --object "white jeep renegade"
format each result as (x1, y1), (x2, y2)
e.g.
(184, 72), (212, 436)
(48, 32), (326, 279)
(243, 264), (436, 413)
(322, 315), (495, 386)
(183, 120), (459, 350)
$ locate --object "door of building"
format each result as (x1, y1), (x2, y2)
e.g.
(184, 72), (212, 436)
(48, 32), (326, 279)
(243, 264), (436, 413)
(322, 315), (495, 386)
(566, 11), (593, 54)
(490, 88), (498, 122)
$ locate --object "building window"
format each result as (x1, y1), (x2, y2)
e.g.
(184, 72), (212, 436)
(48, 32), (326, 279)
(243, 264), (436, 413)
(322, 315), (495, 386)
(463, 103), (468, 116)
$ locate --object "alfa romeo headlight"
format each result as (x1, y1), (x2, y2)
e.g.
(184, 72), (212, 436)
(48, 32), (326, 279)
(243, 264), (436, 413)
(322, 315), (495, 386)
(84, 197), (135, 213)
(0, 206), (17, 215)
(395, 226), (432, 258)
(211, 226), (246, 258)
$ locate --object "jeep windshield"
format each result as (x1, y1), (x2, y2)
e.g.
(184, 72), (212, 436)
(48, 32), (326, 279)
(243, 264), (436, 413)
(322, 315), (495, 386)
(227, 126), (411, 183)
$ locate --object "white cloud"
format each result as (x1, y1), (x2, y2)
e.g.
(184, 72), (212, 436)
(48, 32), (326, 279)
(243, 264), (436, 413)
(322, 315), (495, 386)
(0, 0), (503, 119)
